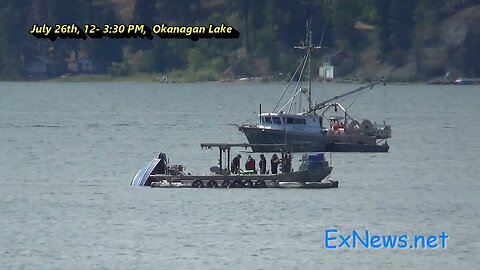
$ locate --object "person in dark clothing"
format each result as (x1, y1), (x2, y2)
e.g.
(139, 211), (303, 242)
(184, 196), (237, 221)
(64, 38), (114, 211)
(231, 154), (241, 174)
(270, 153), (280, 174)
(245, 155), (256, 171)
(284, 152), (292, 173)
(156, 159), (167, 174)
(152, 153), (167, 175)
(259, 154), (267, 174)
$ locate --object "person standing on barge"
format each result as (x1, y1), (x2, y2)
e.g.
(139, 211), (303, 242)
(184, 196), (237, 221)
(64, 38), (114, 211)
(245, 155), (256, 172)
(231, 154), (241, 174)
(259, 154), (267, 174)
(270, 154), (280, 174)
(284, 152), (292, 173)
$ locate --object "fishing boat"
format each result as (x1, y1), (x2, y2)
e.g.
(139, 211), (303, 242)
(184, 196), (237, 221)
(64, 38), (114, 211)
(238, 27), (391, 153)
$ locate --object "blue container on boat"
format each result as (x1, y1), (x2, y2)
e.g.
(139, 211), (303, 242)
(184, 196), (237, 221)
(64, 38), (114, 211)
(307, 153), (325, 162)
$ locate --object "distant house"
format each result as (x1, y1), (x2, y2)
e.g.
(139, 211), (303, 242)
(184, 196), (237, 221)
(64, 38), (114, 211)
(26, 56), (54, 78)
(319, 59), (335, 79)
(319, 51), (357, 80)
(77, 58), (94, 73)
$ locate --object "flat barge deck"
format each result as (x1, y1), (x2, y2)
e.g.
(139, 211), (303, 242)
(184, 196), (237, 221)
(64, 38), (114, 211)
(149, 174), (338, 189)
(132, 143), (339, 189)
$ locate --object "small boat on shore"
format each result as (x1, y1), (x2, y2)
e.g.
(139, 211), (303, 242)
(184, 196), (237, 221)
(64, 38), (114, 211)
(131, 143), (338, 189)
(453, 78), (480, 85)
(428, 77), (480, 85)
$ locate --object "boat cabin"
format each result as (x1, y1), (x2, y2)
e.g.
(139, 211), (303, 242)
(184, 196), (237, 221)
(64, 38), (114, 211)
(257, 112), (324, 132)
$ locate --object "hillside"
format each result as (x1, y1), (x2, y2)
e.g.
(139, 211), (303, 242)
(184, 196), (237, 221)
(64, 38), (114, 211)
(355, 5), (480, 81)
(1, 0), (480, 81)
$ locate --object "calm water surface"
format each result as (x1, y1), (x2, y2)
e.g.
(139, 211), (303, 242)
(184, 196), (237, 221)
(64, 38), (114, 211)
(0, 82), (479, 269)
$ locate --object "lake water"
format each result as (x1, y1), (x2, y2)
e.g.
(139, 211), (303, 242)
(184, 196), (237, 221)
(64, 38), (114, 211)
(0, 82), (478, 269)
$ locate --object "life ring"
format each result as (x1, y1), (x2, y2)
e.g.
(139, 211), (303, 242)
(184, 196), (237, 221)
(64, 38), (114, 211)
(243, 180), (254, 188)
(206, 180), (218, 188)
(254, 180), (266, 188)
(221, 180), (231, 188)
(191, 179), (204, 188)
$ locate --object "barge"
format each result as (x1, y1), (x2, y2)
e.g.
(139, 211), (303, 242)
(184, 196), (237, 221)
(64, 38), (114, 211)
(131, 143), (338, 189)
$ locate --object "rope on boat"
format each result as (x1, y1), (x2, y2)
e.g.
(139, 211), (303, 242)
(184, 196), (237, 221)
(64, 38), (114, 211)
(273, 54), (308, 112)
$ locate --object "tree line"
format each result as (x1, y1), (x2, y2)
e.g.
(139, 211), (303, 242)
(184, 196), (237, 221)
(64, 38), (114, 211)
(0, 0), (479, 80)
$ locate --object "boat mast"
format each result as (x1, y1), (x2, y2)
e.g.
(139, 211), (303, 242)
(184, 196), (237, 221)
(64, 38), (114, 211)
(308, 30), (312, 109)
(294, 23), (321, 110)
(274, 22), (321, 114)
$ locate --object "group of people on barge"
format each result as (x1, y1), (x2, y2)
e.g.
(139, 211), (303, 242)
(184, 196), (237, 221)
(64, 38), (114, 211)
(230, 153), (292, 175)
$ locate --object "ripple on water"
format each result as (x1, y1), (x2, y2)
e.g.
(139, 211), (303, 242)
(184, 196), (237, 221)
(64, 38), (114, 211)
(0, 82), (478, 269)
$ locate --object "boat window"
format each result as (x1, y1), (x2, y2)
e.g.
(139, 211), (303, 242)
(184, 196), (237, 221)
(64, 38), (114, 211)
(294, 118), (306, 125)
(272, 117), (282, 124)
(265, 117), (272, 123)
(286, 118), (294, 124)
(260, 117), (264, 123)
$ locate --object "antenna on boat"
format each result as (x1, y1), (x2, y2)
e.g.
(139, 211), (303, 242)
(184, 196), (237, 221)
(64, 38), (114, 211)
(319, 20), (327, 49)
(259, 104), (262, 123)
(273, 21), (323, 114)
(294, 20), (322, 110)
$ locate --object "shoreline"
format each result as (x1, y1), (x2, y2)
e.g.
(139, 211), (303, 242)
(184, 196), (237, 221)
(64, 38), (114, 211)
(1, 73), (479, 85)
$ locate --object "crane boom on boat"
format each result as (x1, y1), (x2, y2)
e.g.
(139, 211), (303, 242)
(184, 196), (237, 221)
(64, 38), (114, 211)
(306, 80), (384, 114)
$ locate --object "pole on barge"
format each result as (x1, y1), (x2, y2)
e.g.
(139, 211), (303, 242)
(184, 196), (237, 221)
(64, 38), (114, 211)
(219, 147), (223, 173)
(259, 104), (262, 123)
(227, 148), (230, 175)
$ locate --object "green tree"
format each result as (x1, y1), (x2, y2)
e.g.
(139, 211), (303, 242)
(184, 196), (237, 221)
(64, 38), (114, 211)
(159, 0), (201, 23)
(226, 0), (253, 56)
(388, 0), (417, 50)
(187, 48), (204, 71)
(0, 1), (32, 78)
(131, 0), (157, 50)
(463, 32), (480, 76)
(84, 2), (123, 72)
(374, 0), (391, 59)
(332, 0), (363, 50)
